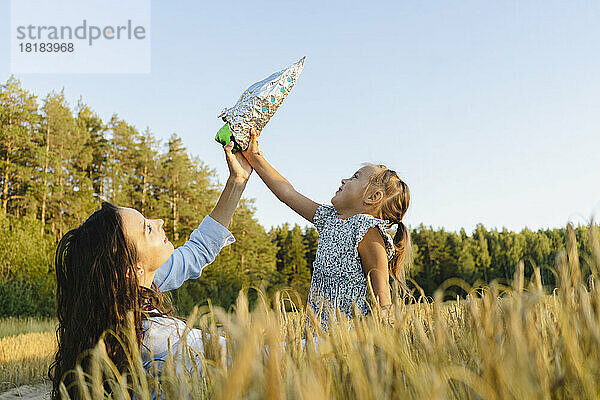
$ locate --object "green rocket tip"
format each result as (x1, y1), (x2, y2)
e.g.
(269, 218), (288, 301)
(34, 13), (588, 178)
(214, 123), (242, 153)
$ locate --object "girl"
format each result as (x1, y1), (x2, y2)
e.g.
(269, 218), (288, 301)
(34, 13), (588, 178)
(48, 141), (251, 400)
(243, 129), (411, 330)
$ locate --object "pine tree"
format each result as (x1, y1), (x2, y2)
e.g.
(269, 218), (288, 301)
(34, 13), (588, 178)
(303, 226), (318, 274)
(159, 134), (209, 243)
(282, 225), (311, 301)
(107, 115), (139, 206)
(40, 91), (94, 237)
(473, 224), (492, 282)
(270, 223), (290, 278)
(0, 76), (39, 218)
(134, 128), (160, 215)
(76, 101), (108, 204)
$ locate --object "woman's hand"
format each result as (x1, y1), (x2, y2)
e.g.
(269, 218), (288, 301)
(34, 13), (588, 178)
(210, 141), (252, 227)
(224, 141), (253, 183)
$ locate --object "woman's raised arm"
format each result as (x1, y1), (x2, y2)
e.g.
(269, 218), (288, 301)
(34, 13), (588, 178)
(209, 141), (253, 228)
(153, 141), (252, 291)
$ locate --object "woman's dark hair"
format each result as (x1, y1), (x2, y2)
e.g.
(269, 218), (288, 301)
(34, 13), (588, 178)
(48, 202), (174, 400)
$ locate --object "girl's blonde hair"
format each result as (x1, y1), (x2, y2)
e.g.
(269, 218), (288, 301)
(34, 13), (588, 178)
(363, 164), (412, 290)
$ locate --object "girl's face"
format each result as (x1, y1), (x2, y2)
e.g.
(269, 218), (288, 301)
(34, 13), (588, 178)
(118, 207), (174, 276)
(331, 165), (379, 212)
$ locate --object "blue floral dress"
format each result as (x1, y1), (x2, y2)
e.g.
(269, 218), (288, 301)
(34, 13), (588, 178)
(308, 204), (395, 330)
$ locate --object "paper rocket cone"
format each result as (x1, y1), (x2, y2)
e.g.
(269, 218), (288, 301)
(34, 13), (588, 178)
(215, 56), (305, 151)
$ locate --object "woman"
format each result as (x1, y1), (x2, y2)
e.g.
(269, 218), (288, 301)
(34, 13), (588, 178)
(48, 141), (251, 400)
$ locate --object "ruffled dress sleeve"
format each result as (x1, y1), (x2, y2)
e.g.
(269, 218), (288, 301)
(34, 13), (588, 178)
(353, 215), (396, 261)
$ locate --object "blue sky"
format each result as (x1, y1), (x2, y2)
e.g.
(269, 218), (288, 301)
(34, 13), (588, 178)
(1, 0), (599, 233)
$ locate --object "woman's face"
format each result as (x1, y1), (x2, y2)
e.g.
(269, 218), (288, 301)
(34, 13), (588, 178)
(118, 207), (174, 276)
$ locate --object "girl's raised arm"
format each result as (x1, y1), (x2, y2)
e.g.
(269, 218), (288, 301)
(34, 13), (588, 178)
(242, 129), (319, 223)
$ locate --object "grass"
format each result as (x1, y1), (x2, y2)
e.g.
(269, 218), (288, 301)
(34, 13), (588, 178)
(0, 331), (56, 392)
(0, 316), (56, 339)
(0, 317), (57, 391)
(2, 222), (600, 399)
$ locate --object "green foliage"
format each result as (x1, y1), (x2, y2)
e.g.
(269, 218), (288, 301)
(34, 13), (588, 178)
(0, 215), (54, 279)
(0, 75), (595, 319)
(0, 279), (37, 316)
(0, 214), (56, 317)
(267, 224), (318, 306)
(0, 277), (55, 317)
(410, 224), (573, 297)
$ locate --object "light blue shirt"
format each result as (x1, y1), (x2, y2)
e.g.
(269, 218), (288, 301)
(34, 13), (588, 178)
(141, 215), (234, 383)
(152, 215), (235, 292)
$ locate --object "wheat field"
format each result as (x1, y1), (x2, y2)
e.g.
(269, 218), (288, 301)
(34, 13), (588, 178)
(0, 331), (56, 392)
(2, 223), (600, 399)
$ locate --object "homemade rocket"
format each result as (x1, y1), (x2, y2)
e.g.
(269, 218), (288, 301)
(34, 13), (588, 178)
(215, 57), (305, 151)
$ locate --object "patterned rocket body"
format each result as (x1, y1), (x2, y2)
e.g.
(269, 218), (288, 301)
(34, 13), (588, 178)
(217, 57), (305, 151)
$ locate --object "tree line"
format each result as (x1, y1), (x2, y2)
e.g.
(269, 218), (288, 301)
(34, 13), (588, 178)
(0, 76), (595, 317)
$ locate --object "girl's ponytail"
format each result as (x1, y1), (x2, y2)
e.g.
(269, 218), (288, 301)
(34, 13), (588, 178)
(363, 164), (412, 292)
(391, 221), (412, 291)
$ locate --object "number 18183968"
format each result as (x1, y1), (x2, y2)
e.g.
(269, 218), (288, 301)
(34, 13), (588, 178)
(19, 43), (74, 52)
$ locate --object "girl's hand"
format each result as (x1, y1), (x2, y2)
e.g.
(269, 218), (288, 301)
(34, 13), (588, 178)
(242, 128), (263, 161)
(224, 141), (253, 183)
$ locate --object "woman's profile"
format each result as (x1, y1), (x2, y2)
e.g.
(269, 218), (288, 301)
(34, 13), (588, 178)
(48, 141), (251, 400)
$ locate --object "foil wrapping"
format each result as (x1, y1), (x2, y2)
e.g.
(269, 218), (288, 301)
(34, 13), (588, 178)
(218, 56), (305, 150)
